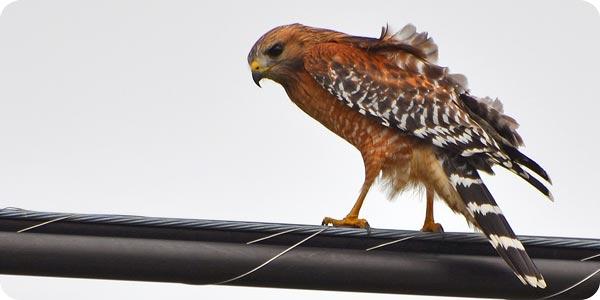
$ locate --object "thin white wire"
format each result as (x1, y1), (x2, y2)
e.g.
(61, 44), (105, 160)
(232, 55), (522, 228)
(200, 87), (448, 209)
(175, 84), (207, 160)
(14, 211), (323, 286)
(213, 228), (326, 285)
(17, 215), (74, 233)
(246, 228), (299, 245)
(580, 253), (600, 262)
(538, 268), (600, 299)
(366, 235), (419, 251)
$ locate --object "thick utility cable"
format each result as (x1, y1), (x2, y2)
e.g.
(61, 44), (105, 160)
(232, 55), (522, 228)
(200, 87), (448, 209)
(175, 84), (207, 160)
(0, 208), (599, 299)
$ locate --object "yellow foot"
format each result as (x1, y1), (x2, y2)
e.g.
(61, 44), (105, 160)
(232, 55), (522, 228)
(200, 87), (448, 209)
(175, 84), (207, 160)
(321, 216), (370, 229)
(421, 222), (444, 233)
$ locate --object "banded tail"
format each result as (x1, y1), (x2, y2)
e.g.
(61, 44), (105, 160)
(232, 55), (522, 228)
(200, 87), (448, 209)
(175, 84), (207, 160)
(491, 150), (553, 202)
(460, 93), (553, 201)
(503, 144), (552, 185)
(442, 156), (547, 288)
(502, 145), (554, 201)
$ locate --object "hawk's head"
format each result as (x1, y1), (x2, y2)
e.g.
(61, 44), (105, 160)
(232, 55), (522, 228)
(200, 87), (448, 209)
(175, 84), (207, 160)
(247, 23), (344, 87)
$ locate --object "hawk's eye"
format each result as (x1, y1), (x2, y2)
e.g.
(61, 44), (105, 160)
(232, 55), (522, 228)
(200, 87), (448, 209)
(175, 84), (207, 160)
(266, 43), (284, 57)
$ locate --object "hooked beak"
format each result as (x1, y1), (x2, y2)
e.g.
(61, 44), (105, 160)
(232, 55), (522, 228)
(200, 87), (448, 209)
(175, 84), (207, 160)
(252, 71), (263, 87)
(250, 60), (266, 88)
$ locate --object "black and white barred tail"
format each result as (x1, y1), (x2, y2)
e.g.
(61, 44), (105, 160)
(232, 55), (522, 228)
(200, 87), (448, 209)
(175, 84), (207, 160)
(460, 93), (553, 200)
(442, 156), (547, 288)
(493, 151), (554, 202)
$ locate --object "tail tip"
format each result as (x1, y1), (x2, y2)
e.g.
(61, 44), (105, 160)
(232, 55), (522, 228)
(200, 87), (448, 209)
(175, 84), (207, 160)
(515, 273), (547, 289)
(548, 191), (555, 202)
(538, 278), (548, 289)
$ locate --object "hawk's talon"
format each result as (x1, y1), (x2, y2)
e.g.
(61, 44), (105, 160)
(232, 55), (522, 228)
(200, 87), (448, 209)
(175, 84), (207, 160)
(321, 216), (370, 230)
(421, 222), (444, 233)
(364, 222), (372, 235)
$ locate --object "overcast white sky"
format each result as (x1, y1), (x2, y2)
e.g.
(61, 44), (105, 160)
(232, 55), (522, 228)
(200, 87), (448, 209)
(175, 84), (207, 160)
(0, 0), (599, 299)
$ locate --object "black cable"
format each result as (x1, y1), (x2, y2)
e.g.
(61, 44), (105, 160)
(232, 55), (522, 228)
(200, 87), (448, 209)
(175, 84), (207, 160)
(0, 207), (599, 299)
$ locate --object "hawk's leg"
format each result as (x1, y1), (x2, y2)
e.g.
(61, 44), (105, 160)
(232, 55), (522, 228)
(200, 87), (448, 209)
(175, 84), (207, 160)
(320, 183), (371, 229)
(321, 155), (382, 229)
(421, 187), (444, 233)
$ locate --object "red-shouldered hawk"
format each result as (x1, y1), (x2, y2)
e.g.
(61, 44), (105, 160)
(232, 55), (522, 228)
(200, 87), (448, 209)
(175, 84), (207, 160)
(247, 23), (552, 288)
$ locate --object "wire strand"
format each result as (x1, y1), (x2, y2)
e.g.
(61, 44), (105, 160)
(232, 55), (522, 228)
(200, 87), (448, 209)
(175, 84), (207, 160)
(580, 253), (600, 262)
(366, 234), (420, 251)
(17, 215), (74, 233)
(246, 228), (300, 245)
(213, 228), (326, 285)
(538, 268), (600, 299)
